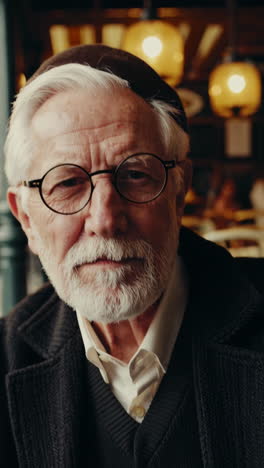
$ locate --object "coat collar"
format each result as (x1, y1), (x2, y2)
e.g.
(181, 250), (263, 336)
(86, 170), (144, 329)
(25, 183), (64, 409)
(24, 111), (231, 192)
(16, 284), (79, 359)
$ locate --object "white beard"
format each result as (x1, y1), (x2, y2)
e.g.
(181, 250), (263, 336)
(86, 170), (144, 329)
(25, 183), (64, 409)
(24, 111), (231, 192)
(35, 232), (178, 323)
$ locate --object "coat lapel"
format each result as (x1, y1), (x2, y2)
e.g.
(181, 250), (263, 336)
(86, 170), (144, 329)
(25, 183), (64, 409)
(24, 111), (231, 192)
(6, 297), (86, 468)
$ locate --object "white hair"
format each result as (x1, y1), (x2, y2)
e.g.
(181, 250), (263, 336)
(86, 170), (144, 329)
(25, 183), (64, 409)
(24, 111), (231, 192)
(4, 63), (189, 187)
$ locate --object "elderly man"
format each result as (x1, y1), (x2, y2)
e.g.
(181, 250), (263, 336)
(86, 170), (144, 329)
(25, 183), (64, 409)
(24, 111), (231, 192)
(1, 45), (264, 468)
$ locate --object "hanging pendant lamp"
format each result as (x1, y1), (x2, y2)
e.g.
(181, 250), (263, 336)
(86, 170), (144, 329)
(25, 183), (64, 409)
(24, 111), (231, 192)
(208, 0), (262, 117)
(121, 0), (184, 87)
(209, 58), (261, 117)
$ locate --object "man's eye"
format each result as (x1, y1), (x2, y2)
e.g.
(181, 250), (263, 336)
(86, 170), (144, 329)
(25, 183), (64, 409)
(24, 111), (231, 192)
(126, 170), (148, 180)
(47, 177), (88, 196)
(57, 177), (86, 187)
(120, 170), (151, 181)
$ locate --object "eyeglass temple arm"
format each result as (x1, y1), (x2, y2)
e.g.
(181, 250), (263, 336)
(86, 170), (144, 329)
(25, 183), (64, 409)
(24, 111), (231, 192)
(23, 180), (41, 188)
(164, 160), (176, 169)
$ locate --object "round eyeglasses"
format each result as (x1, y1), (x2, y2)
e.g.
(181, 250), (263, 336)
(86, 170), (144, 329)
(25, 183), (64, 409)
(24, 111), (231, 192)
(23, 153), (176, 215)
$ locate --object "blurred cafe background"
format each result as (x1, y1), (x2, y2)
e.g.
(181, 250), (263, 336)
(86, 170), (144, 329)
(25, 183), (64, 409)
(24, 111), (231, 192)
(0, 0), (264, 315)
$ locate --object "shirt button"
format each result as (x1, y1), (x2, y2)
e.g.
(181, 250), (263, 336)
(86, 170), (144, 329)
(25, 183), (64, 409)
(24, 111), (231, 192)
(133, 406), (146, 418)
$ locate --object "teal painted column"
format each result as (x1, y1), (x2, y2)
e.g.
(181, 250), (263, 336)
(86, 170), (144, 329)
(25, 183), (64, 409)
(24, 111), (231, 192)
(0, 0), (27, 316)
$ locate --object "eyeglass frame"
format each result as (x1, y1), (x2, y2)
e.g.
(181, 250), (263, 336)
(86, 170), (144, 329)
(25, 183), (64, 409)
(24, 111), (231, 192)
(22, 152), (177, 215)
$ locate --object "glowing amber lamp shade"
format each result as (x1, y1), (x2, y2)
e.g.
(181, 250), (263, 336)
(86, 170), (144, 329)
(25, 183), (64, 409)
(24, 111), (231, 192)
(209, 61), (262, 117)
(122, 20), (184, 86)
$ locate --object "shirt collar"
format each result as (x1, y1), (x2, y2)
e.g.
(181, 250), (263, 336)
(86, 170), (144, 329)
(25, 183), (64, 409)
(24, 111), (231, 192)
(139, 256), (188, 370)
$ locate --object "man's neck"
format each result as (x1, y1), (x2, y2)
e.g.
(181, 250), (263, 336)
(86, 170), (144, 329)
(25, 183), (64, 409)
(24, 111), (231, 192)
(92, 302), (159, 363)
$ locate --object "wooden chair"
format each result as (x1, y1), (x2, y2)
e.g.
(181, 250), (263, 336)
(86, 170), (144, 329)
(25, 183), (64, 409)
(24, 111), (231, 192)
(182, 215), (216, 235)
(203, 226), (264, 257)
(233, 209), (264, 225)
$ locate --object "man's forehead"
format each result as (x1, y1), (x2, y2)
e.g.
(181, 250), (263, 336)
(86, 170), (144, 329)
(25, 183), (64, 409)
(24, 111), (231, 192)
(30, 86), (158, 140)
(27, 45), (188, 133)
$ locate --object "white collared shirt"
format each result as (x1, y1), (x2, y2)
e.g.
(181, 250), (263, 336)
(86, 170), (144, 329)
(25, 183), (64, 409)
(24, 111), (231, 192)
(77, 256), (188, 423)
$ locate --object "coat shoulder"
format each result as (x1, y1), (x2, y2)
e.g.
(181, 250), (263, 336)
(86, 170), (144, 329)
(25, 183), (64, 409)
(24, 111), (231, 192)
(0, 283), (57, 372)
(235, 257), (264, 295)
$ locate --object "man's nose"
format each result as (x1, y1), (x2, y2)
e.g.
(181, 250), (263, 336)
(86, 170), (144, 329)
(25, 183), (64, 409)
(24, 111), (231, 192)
(84, 177), (128, 238)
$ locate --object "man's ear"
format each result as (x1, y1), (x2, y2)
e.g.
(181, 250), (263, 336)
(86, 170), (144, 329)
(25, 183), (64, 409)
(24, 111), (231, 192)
(7, 188), (39, 255)
(175, 159), (193, 213)
(182, 158), (193, 194)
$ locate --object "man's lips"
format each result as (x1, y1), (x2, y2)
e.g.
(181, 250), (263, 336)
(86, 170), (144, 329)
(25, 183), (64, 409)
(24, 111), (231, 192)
(76, 257), (143, 268)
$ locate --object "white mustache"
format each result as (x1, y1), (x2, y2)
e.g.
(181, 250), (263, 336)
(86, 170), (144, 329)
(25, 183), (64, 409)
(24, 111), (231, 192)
(64, 238), (153, 268)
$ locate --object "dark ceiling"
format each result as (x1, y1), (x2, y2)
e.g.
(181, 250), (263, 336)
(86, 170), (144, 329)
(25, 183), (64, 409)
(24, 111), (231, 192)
(28, 0), (264, 9)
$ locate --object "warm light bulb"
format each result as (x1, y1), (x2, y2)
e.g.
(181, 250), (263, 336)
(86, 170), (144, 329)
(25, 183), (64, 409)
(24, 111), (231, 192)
(142, 36), (163, 58)
(227, 74), (246, 94)
(121, 20), (184, 85)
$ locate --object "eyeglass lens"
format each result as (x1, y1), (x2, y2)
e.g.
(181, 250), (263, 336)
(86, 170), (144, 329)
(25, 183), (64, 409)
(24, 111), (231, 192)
(41, 164), (90, 214)
(41, 154), (167, 214)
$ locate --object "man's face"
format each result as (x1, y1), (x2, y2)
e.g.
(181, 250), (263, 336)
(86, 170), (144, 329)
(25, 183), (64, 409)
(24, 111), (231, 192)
(10, 86), (186, 323)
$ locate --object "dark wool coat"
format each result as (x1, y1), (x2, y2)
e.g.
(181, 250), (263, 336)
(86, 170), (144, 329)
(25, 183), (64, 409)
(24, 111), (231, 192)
(1, 228), (264, 468)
